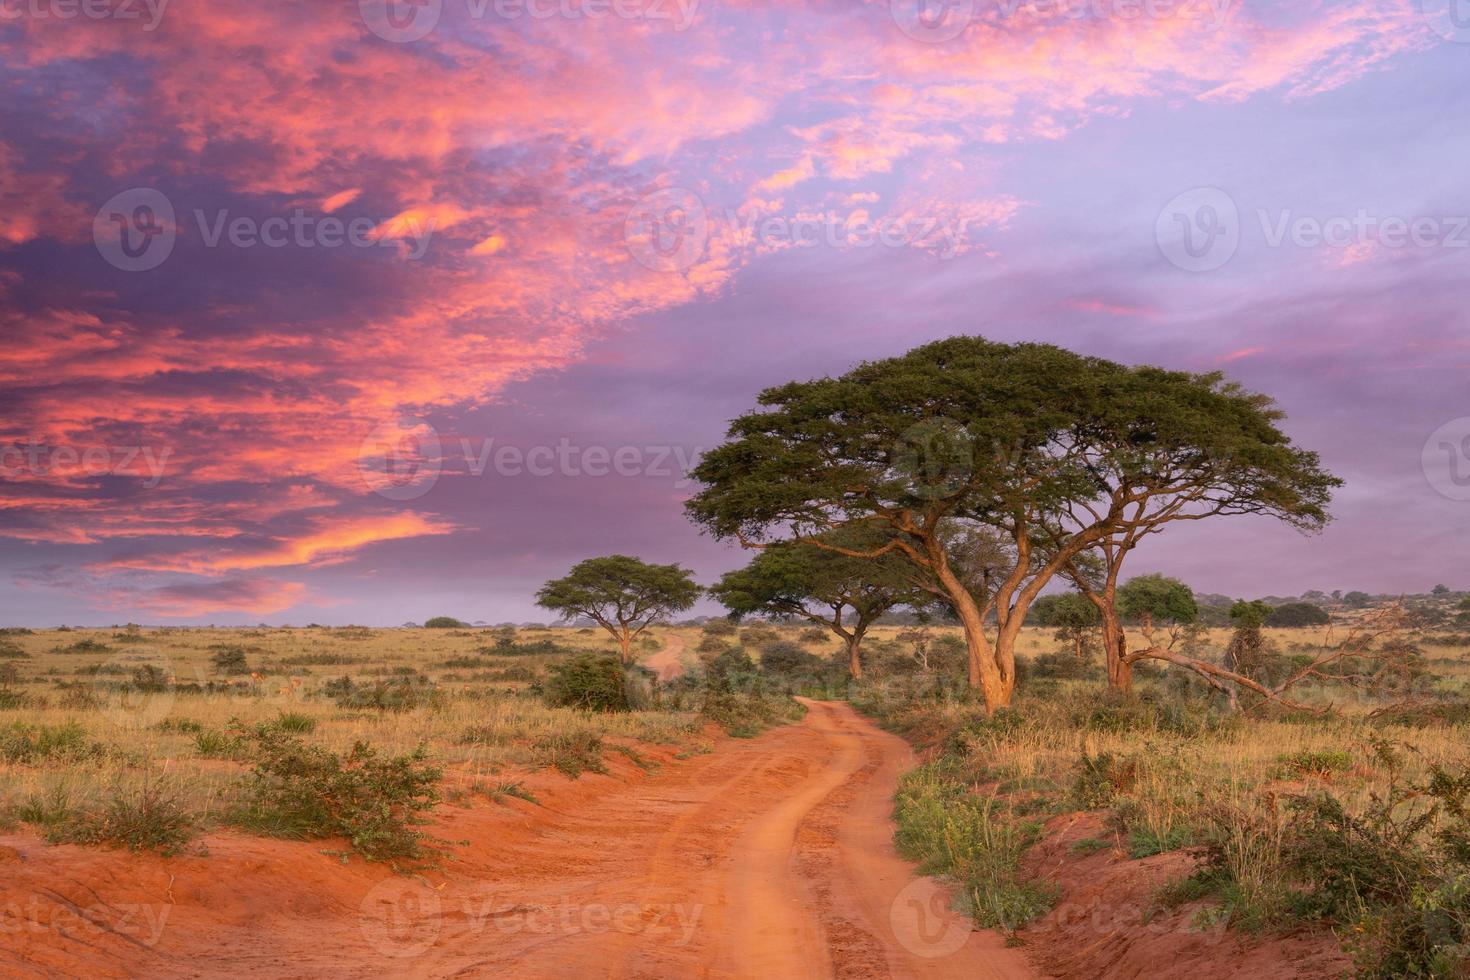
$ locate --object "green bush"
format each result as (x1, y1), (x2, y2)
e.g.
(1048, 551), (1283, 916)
(424, 616), (469, 629)
(0, 640), (29, 659)
(542, 654), (629, 712)
(0, 721), (103, 763)
(528, 730), (606, 778)
(22, 780), (198, 855)
(55, 639), (112, 655)
(210, 645), (253, 675)
(324, 675), (436, 712)
(894, 763), (1058, 932)
(231, 726), (443, 865)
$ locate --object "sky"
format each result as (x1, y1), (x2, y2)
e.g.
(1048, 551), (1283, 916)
(0, 0), (1467, 625)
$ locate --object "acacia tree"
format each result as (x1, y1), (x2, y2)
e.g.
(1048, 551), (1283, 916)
(1048, 365), (1341, 692)
(686, 337), (1341, 713)
(686, 338), (1167, 713)
(709, 536), (918, 679)
(535, 555), (701, 665)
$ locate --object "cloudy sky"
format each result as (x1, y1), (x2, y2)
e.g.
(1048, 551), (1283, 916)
(0, 0), (1466, 625)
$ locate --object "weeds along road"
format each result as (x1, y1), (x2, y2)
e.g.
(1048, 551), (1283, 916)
(1, 699), (1035, 979)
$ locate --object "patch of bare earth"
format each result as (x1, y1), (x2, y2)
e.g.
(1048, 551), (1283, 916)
(1015, 812), (1351, 979)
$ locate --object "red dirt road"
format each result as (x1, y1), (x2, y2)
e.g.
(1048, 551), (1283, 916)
(0, 700), (1035, 979)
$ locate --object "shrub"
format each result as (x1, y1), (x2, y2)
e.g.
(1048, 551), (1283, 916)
(527, 730), (606, 778)
(211, 645), (252, 675)
(695, 634), (731, 654)
(894, 763), (1058, 932)
(0, 640), (29, 659)
(542, 654), (630, 712)
(0, 721), (103, 763)
(1071, 751), (1139, 809)
(758, 641), (821, 678)
(739, 625), (778, 647)
(1266, 602), (1331, 628)
(701, 689), (802, 738)
(1274, 750), (1353, 779)
(231, 726), (443, 865)
(194, 729), (247, 759)
(23, 780), (198, 856)
(797, 627), (830, 645)
(271, 711), (317, 733)
(424, 616), (469, 629)
(55, 639), (111, 655)
(701, 619), (737, 637)
(324, 676), (435, 712)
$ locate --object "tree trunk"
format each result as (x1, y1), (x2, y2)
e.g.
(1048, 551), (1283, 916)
(618, 628), (633, 665)
(933, 553), (1011, 713)
(1103, 614), (1132, 693)
(845, 633), (863, 680)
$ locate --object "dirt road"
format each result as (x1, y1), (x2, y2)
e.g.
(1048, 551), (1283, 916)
(1, 701), (1035, 979)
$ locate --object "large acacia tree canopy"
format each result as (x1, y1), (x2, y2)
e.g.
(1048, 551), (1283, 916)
(535, 555), (701, 630)
(685, 336), (1341, 546)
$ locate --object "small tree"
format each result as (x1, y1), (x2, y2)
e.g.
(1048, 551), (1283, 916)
(1344, 591), (1374, 609)
(710, 534), (919, 680)
(1029, 592), (1100, 661)
(1118, 575), (1198, 627)
(535, 556), (700, 665)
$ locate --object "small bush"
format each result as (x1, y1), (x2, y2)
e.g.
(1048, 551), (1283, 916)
(424, 616), (469, 629)
(210, 646), (252, 675)
(528, 730), (606, 779)
(55, 639), (112, 655)
(758, 641), (821, 678)
(1071, 751), (1138, 809)
(194, 729), (248, 759)
(22, 780), (198, 856)
(542, 654), (629, 712)
(271, 711), (317, 733)
(894, 764), (1058, 932)
(0, 721), (103, 763)
(0, 640), (30, 659)
(324, 676), (435, 712)
(1274, 749), (1354, 779)
(231, 726), (444, 865)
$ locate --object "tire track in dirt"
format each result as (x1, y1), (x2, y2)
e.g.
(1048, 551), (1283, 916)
(0, 701), (1036, 979)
